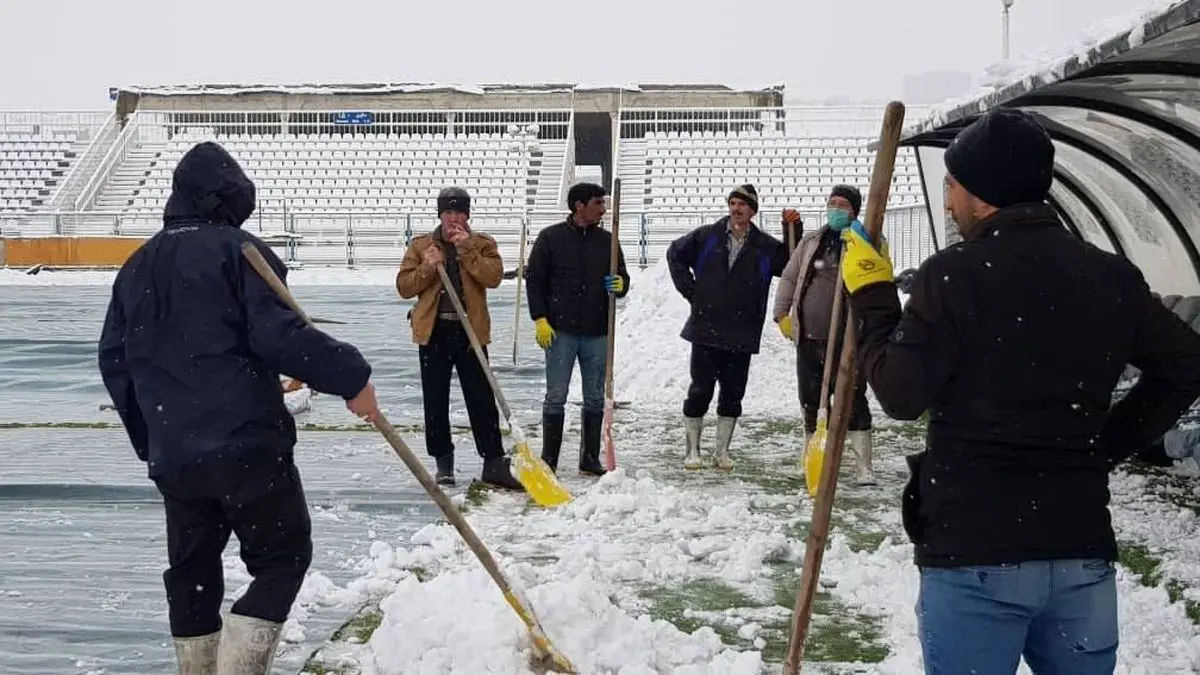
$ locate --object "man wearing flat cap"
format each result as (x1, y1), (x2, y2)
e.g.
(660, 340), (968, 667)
(666, 184), (788, 470)
(836, 108), (1200, 673)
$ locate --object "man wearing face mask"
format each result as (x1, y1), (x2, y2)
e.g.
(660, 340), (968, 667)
(772, 184), (876, 485)
(524, 182), (630, 477)
(667, 184), (789, 470)
(840, 108), (1200, 674)
(98, 142), (380, 675)
(397, 186), (524, 492)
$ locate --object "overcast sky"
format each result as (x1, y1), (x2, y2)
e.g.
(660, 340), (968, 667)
(0, 0), (1149, 110)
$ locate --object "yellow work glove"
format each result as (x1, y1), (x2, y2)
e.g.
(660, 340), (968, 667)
(840, 222), (894, 294)
(777, 315), (795, 340)
(534, 318), (556, 349)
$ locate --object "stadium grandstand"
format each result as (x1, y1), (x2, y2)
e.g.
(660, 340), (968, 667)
(0, 83), (935, 270)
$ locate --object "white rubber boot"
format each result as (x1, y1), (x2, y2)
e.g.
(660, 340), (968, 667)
(216, 613), (282, 675)
(713, 416), (737, 471)
(173, 631), (220, 675)
(684, 416), (704, 469)
(848, 429), (877, 486)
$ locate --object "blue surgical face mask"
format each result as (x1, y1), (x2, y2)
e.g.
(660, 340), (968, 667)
(826, 208), (852, 231)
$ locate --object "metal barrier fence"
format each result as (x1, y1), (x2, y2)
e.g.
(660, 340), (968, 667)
(123, 108), (574, 140)
(617, 104), (936, 139)
(0, 205), (934, 271)
(0, 111), (112, 134)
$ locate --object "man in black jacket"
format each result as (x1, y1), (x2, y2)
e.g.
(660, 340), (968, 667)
(666, 184), (789, 470)
(841, 108), (1200, 674)
(98, 142), (379, 675)
(525, 182), (630, 476)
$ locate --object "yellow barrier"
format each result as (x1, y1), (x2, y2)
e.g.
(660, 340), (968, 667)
(1, 237), (147, 267)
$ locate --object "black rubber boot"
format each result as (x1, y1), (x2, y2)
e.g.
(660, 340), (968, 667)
(435, 455), (455, 486)
(579, 410), (606, 477)
(541, 412), (565, 473)
(480, 456), (525, 491)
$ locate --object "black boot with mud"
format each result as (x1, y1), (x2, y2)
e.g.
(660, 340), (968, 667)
(435, 455), (455, 486)
(541, 412), (565, 473)
(480, 456), (525, 491)
(579, 410), (606, 477)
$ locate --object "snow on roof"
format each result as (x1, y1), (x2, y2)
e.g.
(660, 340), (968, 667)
(901, 0), (1193, 140)
(112, 82), (785, 98)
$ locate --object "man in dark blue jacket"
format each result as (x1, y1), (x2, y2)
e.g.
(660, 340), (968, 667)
(98, 141), (378, 675)
(666, 184), (788, 470)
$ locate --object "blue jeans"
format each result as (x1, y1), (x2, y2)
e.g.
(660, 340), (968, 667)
(543, 331), (606, 416)
(918, 559), (1118, 675)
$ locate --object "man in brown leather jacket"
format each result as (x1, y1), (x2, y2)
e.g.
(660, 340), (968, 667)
(396, 187), (523, 491)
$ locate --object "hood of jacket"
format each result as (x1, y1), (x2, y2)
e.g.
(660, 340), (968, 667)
(163, 141), (256, 228)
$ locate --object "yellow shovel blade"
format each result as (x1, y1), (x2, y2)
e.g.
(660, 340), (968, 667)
(511, 436), (573, 508)
(503, 590), (578, 673)
(804, 418), (828, 497)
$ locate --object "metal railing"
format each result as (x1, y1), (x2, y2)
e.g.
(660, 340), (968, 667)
(48, 112), (119, 208)
(558, 109), (576, 209)
(617, 104), (935, 139)
(133, 108), (574, 140)
(0, 111), (112, 134)
(73, 113), (143, 211)
(0, 205), (934, 271)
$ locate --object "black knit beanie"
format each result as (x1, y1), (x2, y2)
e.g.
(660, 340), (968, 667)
(437, 186), (471, 215)
(944, 108), (1055, 208)
(728, 184), (759, 213)
(828, 184), (862, 216)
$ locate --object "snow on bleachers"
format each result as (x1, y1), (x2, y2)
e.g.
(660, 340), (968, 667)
(0, 131), (79, 211)
(640, 129), (924, 218)
(127, 129), (536, 218)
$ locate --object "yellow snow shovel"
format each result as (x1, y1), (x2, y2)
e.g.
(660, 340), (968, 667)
(803, 274), (847, 497)
(435, 264), (572, 508)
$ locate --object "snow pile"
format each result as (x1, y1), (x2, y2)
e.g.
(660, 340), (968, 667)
(1110, 468), (1200, 599)
(609, 257), (796, 417)
(370, 570), (762, 675)
(344, 469), (797, 674)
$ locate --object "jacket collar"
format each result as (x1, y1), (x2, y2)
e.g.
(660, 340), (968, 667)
(718, 215), (758, 239)
(963, 202), (1062, 242)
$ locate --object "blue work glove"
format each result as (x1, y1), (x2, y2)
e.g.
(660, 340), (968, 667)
(603, 274), (625, 294)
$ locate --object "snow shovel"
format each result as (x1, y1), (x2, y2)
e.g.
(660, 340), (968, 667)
(783, 100), (906, 675)
(435, 263), (573, 508)
(239, 242), (577, 673)
(602, 178), (623, 471)
(803, 276), (847, 497)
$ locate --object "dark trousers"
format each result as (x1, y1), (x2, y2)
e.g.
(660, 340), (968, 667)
(153, 452), (312, 637)
(418, 319), (504, 460)
(683, 343), (753, 418)
(796, 337), (872, 433)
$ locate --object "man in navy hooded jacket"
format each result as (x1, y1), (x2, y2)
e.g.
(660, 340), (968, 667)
(98, 142), (378, 675)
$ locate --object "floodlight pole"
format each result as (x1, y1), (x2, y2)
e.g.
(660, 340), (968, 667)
(1001, 0), (1014, 60)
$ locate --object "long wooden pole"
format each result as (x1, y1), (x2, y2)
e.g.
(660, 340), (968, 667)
(603, 178), (623, 471)
(511, 215), (529, 365)
(782, 101), (906, 674)
(239, 242), (576, 673)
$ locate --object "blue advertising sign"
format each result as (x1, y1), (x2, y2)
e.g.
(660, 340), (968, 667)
(334, 111), (375, 125)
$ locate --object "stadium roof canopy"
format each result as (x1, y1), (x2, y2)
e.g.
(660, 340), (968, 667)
(110, 81), (785, 98)
(897, 0), (1200, 296)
